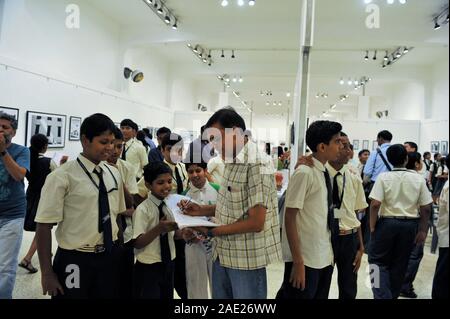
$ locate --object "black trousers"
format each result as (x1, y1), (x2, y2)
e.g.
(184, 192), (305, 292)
(401, 243), (424, 294)
(335, 233), (359, 299)
(133, 261), (174, 299)
(276, 262), (333, 299)
(174, 239), (187, 299)
(52, 247), (119, 299)
(368, 218), (418, 299)
(117, 241), (135, 299)
(432, 247), (449, 299)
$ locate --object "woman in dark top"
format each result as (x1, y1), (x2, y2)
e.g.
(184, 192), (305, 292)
(18, 134), (58, 273)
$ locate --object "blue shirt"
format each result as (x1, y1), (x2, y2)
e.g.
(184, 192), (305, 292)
(0, 143), (30, 220)
(148, 147), (164, 163)
(145, 137), (157, 150)
(363, 143), (393, 182)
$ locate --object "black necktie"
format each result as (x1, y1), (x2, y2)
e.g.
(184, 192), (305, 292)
(158, 202), (171, 264)
(324, 170), (337, 235)
(333, 172), (342, 209)
(93, 168), (113, 252)
(175, 165), (184, 195)
(121, 146), (127, 161)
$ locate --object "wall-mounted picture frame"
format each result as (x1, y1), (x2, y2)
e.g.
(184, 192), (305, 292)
(26, 111), (66, 148)
(441, 141), (448, 155)
(431, 141), (440, 153)
(372, 140), (378, 151)
(69, 116), (82, 141)
(362, 140), (369, 150)
(0, 106), (19, 122)
(353, 140), (360, 151)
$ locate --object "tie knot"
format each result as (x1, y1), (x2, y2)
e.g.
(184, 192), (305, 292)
(159, 202), (165, 210)
(93, 168), (103, 177)
(335, 172), (342, 177)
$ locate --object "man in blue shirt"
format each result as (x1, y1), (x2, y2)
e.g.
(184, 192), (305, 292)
(148, 127), (171, 163)
(363, 130), (393, 182)
(0, 112), (30, 299)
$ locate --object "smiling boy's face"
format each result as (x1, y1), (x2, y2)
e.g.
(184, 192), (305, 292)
(146, 173), (172, 200)
(187, 165), (207, 189)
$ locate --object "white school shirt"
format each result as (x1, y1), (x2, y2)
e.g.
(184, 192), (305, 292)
(123, 138), (148, 179)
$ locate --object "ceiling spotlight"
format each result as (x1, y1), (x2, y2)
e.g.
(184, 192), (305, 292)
(266, 102), (269, 106)
(399, 0), (406, 4)
(384, 51), (389, 61)
(315, 94), (320, 98)
(387, 0), (394, 4)
(249, 0), (256, 6)
(157, 5), (164, 14)
(172, 21), (178, 30)
(221, 49), (225, 58)
(273, 102), (277, 106)
(232, 77), (237, 83)
(164, 15), (171, 24)
(193, 45), (199, 53)
(364, 0), (373, 3)
(434, 18), (441, 30)
(364, 51), (369, 61)
(124, 67), (144, 83)
(339, 77), (344, 85)
(348, 78), (353, 86)
(221, 0), (229, 6)
(286, 92), (291, 97)
(278, 102), (282, 106)
(208, 50), (212, 58)
(354, 86), (358, 90)
(239, 77), (243, 83)
(231, 50), (236, 58)
(382, 62), (387, 68)
(395, 51), (402, 58)
(403, 47), (409, 54)
(373, 50), (377, 60)
(322, 93), (328, 98)
(238, 0), (245, 6)
(330, 104), (337, 109)
(354, 79), (359, 85)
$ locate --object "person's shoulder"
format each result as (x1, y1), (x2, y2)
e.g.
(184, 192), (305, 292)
(10, 143), (29, 153)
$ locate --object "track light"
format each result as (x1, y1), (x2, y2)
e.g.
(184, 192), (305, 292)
(221, 0), (229, 6)
(172, 21), (178, 30)
(238, 0), (245, 6)
(193, 45), (199, 53)
(434, 18), (441, 30)
(124, 68), (144, 83)
(354, 79), (359, 86)
(395, 51), (402, 58)
(231, 50), (235, 58)
(348, 78), (353, 86)
(221, 49), (225, 58)
(249, 0), (256, 6)
(164, 15), (171, 24)
(403, 47), (409, 54)
(239, 77), (243, 83)
(208, 50), (212, 59)
(286, 92), (291, 97)
(373, 50), (377, 60)
(339, 78), (344, 85)
(232, 77), (237, 83)
(387, 0), (394, 4)
(364, 51), (369, 61)
(143, 0), (179, 30)
(384, 51), (389, 61)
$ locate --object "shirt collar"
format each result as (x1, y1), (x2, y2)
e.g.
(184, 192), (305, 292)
(189, 183), (208, 193)
(380, 143), (391, 149)
(148, 193), (165, 207)
(164, 159), (177, 170)
(312, 156), (327, 173)
(125, 138), (135, 147)
(325, 162), (346, 177)
(78, 154), (102, 173)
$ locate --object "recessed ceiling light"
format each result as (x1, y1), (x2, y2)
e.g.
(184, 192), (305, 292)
(221, 0), (229, 7)
(387, 0), (394, 4)
(239, 77), (243, 83)
(286, 92), (291, 97)
(249, 0), (256, 6)
(399, 0), (407, 4)
(339, 78), (344, 85)
(238, 0), (245, 6)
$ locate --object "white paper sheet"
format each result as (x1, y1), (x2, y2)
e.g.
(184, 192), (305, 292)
(166, 194), (220, 229)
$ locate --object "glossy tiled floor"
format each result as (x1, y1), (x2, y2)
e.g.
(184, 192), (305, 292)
(13, 230), (438, 299)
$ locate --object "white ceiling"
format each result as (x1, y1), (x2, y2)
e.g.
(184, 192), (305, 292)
(90, 0), (449, 117)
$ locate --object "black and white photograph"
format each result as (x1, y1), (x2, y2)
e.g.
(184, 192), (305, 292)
(26, 111), (66, 148)
(362, 140), (369, 150)
(431, 141), (440, 153)
(353, 140), (360, 151)
(441, 141), (448, 155)
(0, 106), (19, 122)
(69, 116), (82, 141)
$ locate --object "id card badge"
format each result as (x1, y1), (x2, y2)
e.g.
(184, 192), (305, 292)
(334, 208), (345, 219)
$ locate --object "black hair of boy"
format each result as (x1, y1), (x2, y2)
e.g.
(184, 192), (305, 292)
(377, 130), (393, 142)
(305, 120), (342, 152)
(156, 127), (171, 138)
(358, 149), (370, 157)
(120, 119), (135, 129)
(161, 133), (183, 150)
(205, 107), (246, 131)
(143, 161), (172, 185)
(185, 161), (207, 171)
(81, 113), (117, 141)
(434, 153), (441, 160)
(405, 141), (418, 152)
(113, 126), (124, 140)
(386, 144), (408, 167)
(406, 152), (422, 170)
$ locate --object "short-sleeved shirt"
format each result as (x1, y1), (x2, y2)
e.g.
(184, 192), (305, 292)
(363, 143), (393, 182)
(0, 143), (30, 220)
(185, 182), (219, 206)
(325, 163), (368, 231)
(35, 154), (127, 250)
(369, 168), (433, 218)
(132, 193), (176, 264)
(164, 160), (188, 194)
(282, 157), (334, 269)
(213, 141), (281, 271)
(123, 138), (148, 179)
(438, 181), (449, 248)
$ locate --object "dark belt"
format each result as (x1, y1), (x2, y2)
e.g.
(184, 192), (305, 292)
(380, 216), (420, 220)
(73, 241), (119, 254)
(339, 228), (358, 236)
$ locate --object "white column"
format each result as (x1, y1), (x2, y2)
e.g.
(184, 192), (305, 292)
(217, 92), (229, 110)
(357, 96), (370, 120)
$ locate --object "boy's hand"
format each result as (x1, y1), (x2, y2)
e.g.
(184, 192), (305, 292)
(289, 261), (306, 290)
(415, 230), (427, 245)
(60, 156), (69, 165)
(295, 155), (314, 169)
(42, 272), (65, 297)
(353, 249), (364, 273)
(178, 200), (202, 216)
(158, 216), (178, 234)
(181, 228), (200, 243)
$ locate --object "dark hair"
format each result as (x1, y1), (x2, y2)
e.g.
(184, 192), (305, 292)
(404, 141), (418, 152)
(112, 127), (123, 140)
(161, 133), (183, 150)
(306, 120), (342, 152)
(340, 131), (348, 137)
(434, 153), (441, 160)
(377, 130), (393, 142)
(143, 161), (172, 185)
(185, 162), (207, 171)
(0, 112), (18, 130)
(142, 128), (153, 139)
(29, 134), (49, 173)
(205, 107), (246, 131)
(406, 152), (422, 170)
(80, 113), (116, 142)
(349, 144), (354, 151)
(359, 149), (370, 157)
(156, 127), (171, 138)
(136, 130), (150, 150)
(423, 152), (431, 158)
(284, 147), (288, 152)
(277, 146), (284, 157)
(386, 144), (407, 167)
(446, 155), (450, 169)
(120, 119), (138, 131)
(440, 157), (446, 166)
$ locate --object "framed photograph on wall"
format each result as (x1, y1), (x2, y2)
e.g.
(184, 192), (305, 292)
(0, 106), (19, 122)
(362, 140), (369, 150)
(26, 111), (66, 148)
(372, 140), (378, 151)
(353, 140), (360, 151)
(69, 116), (82, 141)
(441, 141), (449, 155)
(431, 141), (440, 153)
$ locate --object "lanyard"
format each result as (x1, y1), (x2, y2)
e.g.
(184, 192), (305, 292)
(334, 172), (346, 209)
(77, 158), (118, 193)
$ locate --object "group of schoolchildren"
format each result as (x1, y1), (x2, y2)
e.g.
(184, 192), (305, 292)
(5, 107), (447, 300)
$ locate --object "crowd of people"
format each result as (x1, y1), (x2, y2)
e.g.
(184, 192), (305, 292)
(0, 107), (448, 300)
